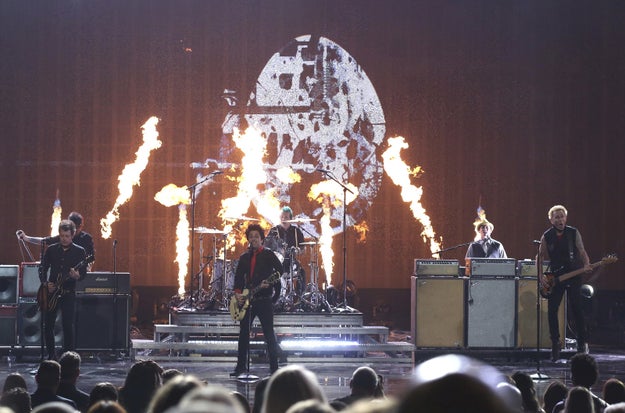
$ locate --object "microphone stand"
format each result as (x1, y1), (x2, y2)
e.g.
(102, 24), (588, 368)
(530, 240), (550, 380)
(318, 169), (354, 311)
(112, 239), (119, 354)
(432, 241), (473, 259)
(186, 171), (222, 310)
(38, 241), (46, 362)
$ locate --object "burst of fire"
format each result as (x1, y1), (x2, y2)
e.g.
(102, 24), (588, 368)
(381, 136), (442, 256)
(276, 167), (302, 184)
(155, 184), (191, 296)
(50, 194), (62, 237)
(218, 127), (281, 250)
(353, 221), (369, 243)
(100, 116), (162, 239)
(473, 206), (488, 241)
(307, 180), (359, 286)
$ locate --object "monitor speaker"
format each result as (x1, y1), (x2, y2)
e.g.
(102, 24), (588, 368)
(517, 278), (566, 348)
(466, 277), (516, 348)
(0, 306), (17, 346)
(75, 294), (130, 351)
(20, 263), (41, 297)
(17, 298), (63, 346)
(0, 265), (18, 304)
(411, 276), (465, 348)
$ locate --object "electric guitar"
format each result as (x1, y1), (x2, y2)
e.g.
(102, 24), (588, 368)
(229, 272), (281, 321)
(37, 254), (94, 312)
(540, 254), (618, 299)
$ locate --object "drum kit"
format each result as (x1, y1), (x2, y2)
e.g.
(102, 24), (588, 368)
(188, 216), (332, 313)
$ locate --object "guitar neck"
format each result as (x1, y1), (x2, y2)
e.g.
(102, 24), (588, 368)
(558, 261), (601, 283)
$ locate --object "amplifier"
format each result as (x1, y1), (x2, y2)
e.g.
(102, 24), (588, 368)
(414, 259), (459, 276)
(20, 262), (43, 297)
(0, 265), (18, 304)
(76, 272), (130, 294)
(465, 258), (517, 277)
(517, 259), (550, 277)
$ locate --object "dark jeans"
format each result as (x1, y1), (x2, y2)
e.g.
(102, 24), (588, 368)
(548, 277), (586, 344)
(236, 297), (280, 372)
(45, 292), (76, 358)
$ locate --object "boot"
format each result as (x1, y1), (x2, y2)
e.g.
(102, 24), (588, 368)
(551, 341), (561, 362)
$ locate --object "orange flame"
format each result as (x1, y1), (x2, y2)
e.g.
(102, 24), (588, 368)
(382, 136), (442, 256)
(100, 116), (162, 239)
(218, 127), (282, 251)
(155, 184), (191, 296)
(353, 221), (369, 243)
(276, 167), (302, 184)
(307, 180), (358, 286)
(50, 195), (62, 237)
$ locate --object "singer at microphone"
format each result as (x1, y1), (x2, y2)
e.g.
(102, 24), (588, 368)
(465, 217), (508, 259)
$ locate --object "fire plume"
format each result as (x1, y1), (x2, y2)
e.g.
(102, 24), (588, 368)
(353, 221), (369, 243)
(382, 136), (442, 256)
(307, 180), (358, 286)
(155, 184), (191, 296)
(100, 116), (162, 239)
(50, 193), (62, 237)
(218, 127), (280, 248)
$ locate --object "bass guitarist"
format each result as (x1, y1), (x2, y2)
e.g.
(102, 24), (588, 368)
(230, 224), (284, 377)
(539, 205), (592, 361)
(39, 219), (87, 360)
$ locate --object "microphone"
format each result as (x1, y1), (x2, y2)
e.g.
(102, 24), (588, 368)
(532, 240), (541, 245)
(316, 167), (331, 173)
(113, 239), (118, 247)
(210, 170), (223, 175)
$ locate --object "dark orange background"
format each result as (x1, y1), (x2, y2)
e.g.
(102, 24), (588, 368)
(1, 1), (623, 292)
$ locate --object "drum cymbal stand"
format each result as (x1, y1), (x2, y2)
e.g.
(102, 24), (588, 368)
(302, 242), (331, 312)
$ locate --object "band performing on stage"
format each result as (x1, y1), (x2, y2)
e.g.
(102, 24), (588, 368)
(13, 202), (613, 375)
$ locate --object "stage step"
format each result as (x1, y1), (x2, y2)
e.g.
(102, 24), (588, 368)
(154, 324), (389, 343)
(131, 310), (412, 363)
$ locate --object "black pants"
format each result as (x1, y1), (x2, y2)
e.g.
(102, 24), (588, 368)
(548, 277), (586, 344)
(44, 292), (76, 358)
(236, 298), (280, 372)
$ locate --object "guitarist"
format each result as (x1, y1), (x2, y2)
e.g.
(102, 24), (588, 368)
(230, 224), (284, 377)
(39, 220), (87, 360)
(539, 205), (592, 361)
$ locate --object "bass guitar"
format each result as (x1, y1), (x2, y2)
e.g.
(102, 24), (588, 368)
(37, 254), (94, 312)
(230, 272), (281, 321)
(540, 254), (618, 299)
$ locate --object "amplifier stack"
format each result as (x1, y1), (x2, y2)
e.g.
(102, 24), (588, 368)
(0, 264), (131, 352)
(411, 258), (566, 349)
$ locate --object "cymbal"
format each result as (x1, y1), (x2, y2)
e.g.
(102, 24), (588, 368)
(193, 227), (226, 234)
(284, 218), (317, 224)
(224, 216), (260, 222)
(299, 241), (318, 246)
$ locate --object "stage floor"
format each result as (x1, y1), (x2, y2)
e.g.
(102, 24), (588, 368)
(2, 346), (624, 407)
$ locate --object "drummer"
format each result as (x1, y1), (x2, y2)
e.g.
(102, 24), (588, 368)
(269, 206), (306, 292)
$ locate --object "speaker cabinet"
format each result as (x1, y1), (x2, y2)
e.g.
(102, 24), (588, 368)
(0, 306), (17, 346)
(466, 277), (516, 348)
(517, 278), (566, 348)
(18, 298), (63, 346)
(20, 263), (41, 297)
(75, 294), (130, 351)
(411, 276), (465, 348)
(0, 265), (18, 304)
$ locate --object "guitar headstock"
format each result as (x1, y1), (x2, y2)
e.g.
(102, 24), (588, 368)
(601, 254), (618, 265)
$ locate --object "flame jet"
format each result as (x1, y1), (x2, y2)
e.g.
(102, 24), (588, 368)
(100, 117), (162, 239)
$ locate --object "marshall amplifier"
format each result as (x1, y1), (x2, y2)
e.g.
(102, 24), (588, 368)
(414, 259), (459, 276)
(465, 258), (517, 277)
(76, 272), (130, 294)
